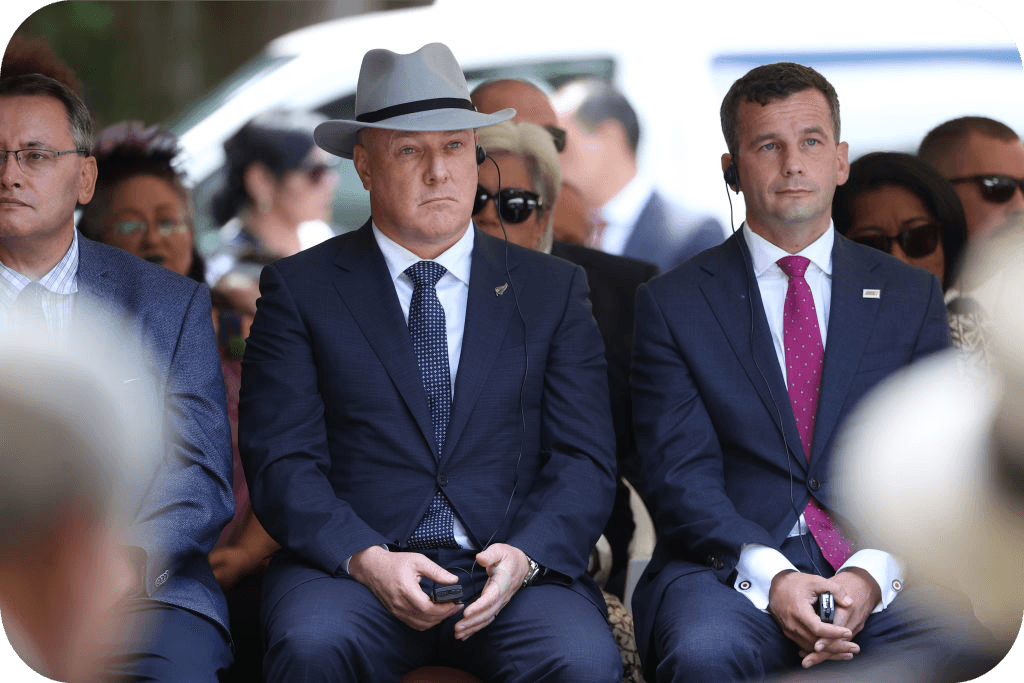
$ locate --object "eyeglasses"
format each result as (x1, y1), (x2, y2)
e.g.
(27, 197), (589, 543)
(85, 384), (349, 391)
(950, 174), (1024, 204)
(111, 218), (191, 237)
(473, 185), (543, 224)
(848, 222), (942, 259)
(0, 148), (86, 174)
(544, 125), (567, 153)
(300, 162), (336, 184)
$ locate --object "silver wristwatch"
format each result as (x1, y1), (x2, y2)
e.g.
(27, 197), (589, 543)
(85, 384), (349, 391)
(522, 555), (541, 588)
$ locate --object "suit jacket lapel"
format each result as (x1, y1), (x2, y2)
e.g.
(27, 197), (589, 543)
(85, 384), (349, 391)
(443, 228), (518, 463)
(700, 233), (807, 473)
(74, 235), (129, 327)
(812, 235), (882, 463)
(332, 222), (438, 457)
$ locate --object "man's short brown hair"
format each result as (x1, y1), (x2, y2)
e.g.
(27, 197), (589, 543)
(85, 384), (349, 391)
(918, 116), (1020, 169)
(720, 62), (840, 160)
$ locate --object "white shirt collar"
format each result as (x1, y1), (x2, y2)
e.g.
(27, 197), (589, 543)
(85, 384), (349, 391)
(371, 221), (474, 287)
(602, 172), (653, 227)
(599, 172), (654, 253)
(0, 228), (79, 295)
(742, 221), (834, 279)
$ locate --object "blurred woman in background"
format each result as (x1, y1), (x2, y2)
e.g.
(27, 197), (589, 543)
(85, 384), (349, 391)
(78, 121), (205, 282)
(833, 151), (986, 359)
(833, 151), (967, 291)
(206, 109), (338, 286)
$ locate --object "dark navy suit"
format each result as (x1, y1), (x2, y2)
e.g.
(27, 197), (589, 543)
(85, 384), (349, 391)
(77, 235), (234, 681)
(239, 223), (621, 682)
(630, 231), (953, 681)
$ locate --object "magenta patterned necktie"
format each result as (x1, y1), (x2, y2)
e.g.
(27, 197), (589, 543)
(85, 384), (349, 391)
(777, 255), (853, 570)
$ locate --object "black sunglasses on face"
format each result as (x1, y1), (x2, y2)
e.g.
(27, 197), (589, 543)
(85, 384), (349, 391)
(848, 222), (942, 259)
(950, 174), (1024, 204)
(473, 185), (543, 224)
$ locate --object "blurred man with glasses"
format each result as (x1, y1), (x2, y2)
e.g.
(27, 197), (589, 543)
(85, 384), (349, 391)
(919, 116), (1024, 241)
(0, 74), (233, 681)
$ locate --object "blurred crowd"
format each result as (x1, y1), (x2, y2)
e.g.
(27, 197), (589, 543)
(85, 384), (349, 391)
(1, 32), (1022, 683)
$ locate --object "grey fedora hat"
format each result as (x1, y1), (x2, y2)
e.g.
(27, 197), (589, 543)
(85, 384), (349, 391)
(314, 43), (515, 160)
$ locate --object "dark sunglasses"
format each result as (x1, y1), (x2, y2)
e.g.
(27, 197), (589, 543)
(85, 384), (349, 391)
(849, 222), (942, 259)
(544, 125), (567, 153)
(950, 174), (1024, 204)
(473, 185), (543, 224)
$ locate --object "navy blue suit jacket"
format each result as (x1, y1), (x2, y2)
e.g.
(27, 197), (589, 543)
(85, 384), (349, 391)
(239, 223), (616, 606)
(76, 235), (234, 634)
(629, 230), (951, 658)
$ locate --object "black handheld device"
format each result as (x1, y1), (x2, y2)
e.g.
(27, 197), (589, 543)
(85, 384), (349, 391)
(430, 585), (464, 604)
(813, 591), (835, 624)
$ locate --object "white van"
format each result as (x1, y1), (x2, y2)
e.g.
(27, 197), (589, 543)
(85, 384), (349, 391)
(171, 0), (1024, 249)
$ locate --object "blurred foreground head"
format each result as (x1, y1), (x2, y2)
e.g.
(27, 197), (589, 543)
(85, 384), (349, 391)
(832, 213), (1024, 649)
(0, 320), (160, 682)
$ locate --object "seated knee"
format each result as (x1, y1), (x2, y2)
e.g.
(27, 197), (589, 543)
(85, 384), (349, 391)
(656, 621), (757, 681)
(264, 619), (354, 673)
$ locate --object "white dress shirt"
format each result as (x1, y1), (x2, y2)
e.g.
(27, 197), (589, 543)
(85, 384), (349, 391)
(0, 229), (79, 333)
(733, 223), (903, 613)
(372, 222), (474, 548)
(597, 172), (654, 256)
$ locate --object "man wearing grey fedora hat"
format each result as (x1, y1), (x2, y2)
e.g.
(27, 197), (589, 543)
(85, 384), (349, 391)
(239, 43), (623, 681)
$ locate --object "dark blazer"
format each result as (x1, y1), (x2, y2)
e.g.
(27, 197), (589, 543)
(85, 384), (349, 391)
(239, 223), (616, 606)
(550, 240), (657, 484)
(629, 230), (951, 659)
(622, 190), (724, 273)
(76, 234), (234, 634)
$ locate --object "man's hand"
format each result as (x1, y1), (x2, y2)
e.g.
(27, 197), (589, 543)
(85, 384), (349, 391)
(799, 568), (881, 668)
(454, 543), (529, 640)
(348, 545), (462, 631)
(209, 546), (260, 590)
(769, 570), (855, 661)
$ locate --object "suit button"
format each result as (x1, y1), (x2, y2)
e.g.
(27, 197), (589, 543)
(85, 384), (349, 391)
(438, 473), (448, 487)
(808, 478), (820, 491)
(707, 554), (724, 570)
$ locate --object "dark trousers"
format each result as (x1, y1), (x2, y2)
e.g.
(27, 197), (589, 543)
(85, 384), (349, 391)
(106, 599), (232, 682)
(261, 548), (622, 683)
(649, 536), (994, 683)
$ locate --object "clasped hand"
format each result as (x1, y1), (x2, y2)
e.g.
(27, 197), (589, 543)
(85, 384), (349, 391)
(348, 542), (530, 638)
(768, 568), (880, 669)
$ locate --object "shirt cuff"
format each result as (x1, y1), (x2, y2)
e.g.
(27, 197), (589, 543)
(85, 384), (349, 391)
(734, 543), (797, 611)
(838, 549), (904, 613)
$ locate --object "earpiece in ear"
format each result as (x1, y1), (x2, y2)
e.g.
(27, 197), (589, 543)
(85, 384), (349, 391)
(476, 145), (486, 165)
(724, 161), (740, 192)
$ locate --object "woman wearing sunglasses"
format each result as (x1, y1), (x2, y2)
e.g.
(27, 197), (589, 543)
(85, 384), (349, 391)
(474, 120), (560, 252)
(832, 151), (990, 359)
(206, 109), (339, 286)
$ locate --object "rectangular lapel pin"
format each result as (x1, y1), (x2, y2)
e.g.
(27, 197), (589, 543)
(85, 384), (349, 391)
(495, 283), (508, 297)
(862, 288), (881, 299)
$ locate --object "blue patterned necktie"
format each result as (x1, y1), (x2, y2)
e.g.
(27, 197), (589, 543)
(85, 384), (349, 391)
(405, 261), (459, 550)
